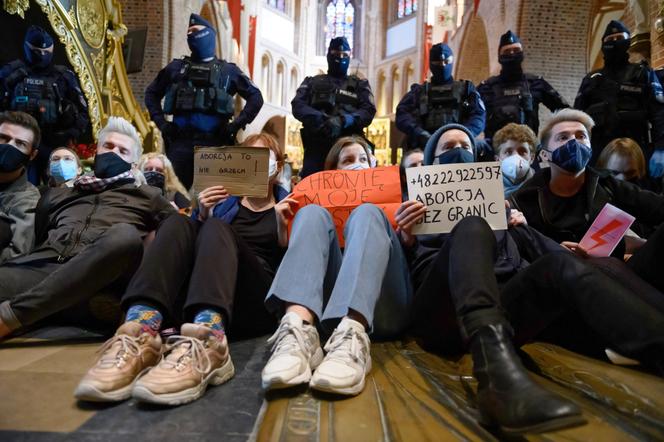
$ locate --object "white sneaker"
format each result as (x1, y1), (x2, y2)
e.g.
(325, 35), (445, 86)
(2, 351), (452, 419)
(309, 317), (372, 396)
(261, 311), (324, 390)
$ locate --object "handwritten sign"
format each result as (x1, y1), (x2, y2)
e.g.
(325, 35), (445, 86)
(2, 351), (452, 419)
(406, 162), (507, 234)
(291, 166), (402, 245)
(193, 146), (270, 197)
(579, 203), (635, 257)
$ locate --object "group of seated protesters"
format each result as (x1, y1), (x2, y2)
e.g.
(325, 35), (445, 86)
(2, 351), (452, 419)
(0, 108), (663, 435)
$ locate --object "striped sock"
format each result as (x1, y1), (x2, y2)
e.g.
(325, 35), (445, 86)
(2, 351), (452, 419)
(193, 308), (224, 335)
(125, 304), (162, 332)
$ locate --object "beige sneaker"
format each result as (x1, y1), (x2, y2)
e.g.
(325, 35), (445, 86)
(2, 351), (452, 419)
(74, 322), (162, 402)
(309, 317), (372, 396)
(131, 323), (235, 406)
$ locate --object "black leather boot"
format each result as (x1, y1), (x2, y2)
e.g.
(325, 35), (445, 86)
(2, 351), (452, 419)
(470, 324), (585, 434)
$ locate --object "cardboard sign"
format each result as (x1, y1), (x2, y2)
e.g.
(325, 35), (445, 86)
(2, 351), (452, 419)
(291, 166), (402, 245)
(579, 203), (635, 257)
(406, 162), (507, 234)
(193, 146), (270, 197)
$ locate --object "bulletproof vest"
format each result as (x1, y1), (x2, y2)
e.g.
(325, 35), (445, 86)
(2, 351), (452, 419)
(163, 58), (235, 116)
(418, 81), (466, 133)
(487, 77), (534, 135)
(309, 75), (361, 115)
(583, 64), (648, 133)
(4, 61), (62, 126)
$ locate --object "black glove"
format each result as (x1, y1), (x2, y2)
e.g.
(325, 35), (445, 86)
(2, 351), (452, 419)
(323, 116), (343, 139)
(416, 129), (432, 148)
(160, 122), (178, 139)
(226, 122), (241, 145)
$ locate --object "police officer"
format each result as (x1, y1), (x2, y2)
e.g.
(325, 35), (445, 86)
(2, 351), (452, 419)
(575, 20), (664, 175)
(292, 36), (376, 177)
(0, 25), (89, 184)
(396, 43), (485, 150)
(478, 30), (568, 141)
(145, 14), (263, 189)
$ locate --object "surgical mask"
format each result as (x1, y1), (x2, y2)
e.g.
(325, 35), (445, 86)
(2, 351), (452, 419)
(327, 53), (350, 78)
(268, 156), (279, 178)
(187, 27), (216, 61)
(602, 39), (630, 66)
(0, 143), (29, 173)
(342, 162), (370, 171)
(550, 139), (592, 174)
(144, 170), (166, 190)
(433, 148), (474, 165)
(50, 160), (78, 183)
(500, 155), (530, 184)
(499, 51), (523, 73)
(93, 152), (132, 178)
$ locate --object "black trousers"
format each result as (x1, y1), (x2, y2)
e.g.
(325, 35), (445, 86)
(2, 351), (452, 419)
(122, 215), (276, 337)
(0, 218), (11, 251)
(0, 223), (143, 329)
(413, 217), (664, 363)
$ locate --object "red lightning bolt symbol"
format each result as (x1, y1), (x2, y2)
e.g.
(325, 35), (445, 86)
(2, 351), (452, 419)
(587, 219), (623, 251)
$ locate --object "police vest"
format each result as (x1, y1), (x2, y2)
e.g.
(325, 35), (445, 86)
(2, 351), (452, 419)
(309, 74), (361, 115)
(583, 64), (648, 132)
(3, 60), (64, 126)
(418, 80), (468, 133)
(486, 76), (534, 135)
(163, 58), (235, 116)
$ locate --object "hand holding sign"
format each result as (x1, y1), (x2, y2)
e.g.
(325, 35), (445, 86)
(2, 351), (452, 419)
(197, 185), (230, 220)
(578, 203), (635, 257)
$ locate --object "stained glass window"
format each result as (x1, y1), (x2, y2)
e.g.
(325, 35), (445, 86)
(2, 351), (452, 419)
(397, 0), (417, 19)
(267, 0), (286, 13)
(325, 0), (355, 55)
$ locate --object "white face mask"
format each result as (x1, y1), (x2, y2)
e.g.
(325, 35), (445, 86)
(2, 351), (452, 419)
(342, 162), (370, 171)
(501, 154), (531, 184)
(268, 155), (278, 178)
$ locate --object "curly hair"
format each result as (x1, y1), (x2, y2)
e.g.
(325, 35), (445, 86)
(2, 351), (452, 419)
(492, 123), (538, 156)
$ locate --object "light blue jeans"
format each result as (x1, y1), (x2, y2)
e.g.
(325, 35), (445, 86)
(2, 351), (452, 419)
(265, 203), (412, 338)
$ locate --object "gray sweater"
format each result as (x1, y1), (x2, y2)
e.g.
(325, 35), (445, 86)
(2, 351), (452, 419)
(0, 172), (40, 263)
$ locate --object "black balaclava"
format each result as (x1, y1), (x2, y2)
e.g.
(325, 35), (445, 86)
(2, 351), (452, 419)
(24, 25), (54, 69)
(429, 43), (454, 84)
(327, 36), (351, 78)
(187, 13), (217, 62)
(498, 30), (523, 79)
(602, 20), (630, 68)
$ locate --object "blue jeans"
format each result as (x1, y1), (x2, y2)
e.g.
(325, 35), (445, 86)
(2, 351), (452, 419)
(266, 204), (412, 338)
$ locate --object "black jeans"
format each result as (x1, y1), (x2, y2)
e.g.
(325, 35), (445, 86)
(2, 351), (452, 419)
(0, 218), (11, 251)
(0, 223), (143, 330)
(413, 217), (664, 362)
(122, 215), (276, 337)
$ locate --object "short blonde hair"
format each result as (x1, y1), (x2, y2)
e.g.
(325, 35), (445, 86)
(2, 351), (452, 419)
(97, 116), (143, 162)
(138, 152), (189, 196)
(539, 109), (595, 149)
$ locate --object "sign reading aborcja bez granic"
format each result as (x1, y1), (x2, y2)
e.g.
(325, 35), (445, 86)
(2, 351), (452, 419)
(406, 162), (507, 234)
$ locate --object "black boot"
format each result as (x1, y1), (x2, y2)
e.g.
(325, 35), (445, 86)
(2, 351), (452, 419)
(470, 324), (585, 434)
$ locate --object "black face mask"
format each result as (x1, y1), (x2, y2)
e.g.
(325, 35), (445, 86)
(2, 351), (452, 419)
(144, 170), (166, 190)
(94, 152), (131, 179)
(327, 53), (350, 78)
(431, 64), (453, 83)
(0, 143), (30, 173)
(499, 51), (524, 74)
(602, 39), (630, 66)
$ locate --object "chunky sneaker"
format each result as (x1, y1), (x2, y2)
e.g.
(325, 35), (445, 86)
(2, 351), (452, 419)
(132, 323), (235, 406)
(309, 317), (372, 396)
(74, 321), (162, 402)
(261, 311), (324, 390)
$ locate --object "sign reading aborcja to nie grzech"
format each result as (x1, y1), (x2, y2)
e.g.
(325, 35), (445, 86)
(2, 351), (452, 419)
(192, 146), (270, 197)
(406, 162), (507, 234)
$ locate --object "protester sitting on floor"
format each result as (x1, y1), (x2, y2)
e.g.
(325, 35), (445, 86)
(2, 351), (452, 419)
(0, 116), (175, 340)
(399, 123), (664, 435)
(595, 137), (648, 185)
(509, 109), (664, 288)
(492, 123), (536, 197)
(138, 152), (191, 210)
(261, 135), (413, 396)
(75, 132), (287, 405)
(0, 111), (40, 264)
(47, 147), (83, 188)
(400, 148), (424, 197)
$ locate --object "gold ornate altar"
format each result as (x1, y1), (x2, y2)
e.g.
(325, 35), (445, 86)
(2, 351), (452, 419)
(2, 0), (160, 151)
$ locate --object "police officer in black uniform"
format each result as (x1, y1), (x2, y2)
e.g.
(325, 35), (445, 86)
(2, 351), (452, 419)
(575, 20), (664, 175)
(478, 30), (568, 142)
(0, 25), (89, 184)
(292, 36), (376, 177)
(145, 14), (264, 189)
(396, 43), (485, 150)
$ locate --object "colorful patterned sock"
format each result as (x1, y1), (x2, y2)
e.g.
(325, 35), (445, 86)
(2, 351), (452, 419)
(125, 304), (163, 332)
(193, 308), (225, 337)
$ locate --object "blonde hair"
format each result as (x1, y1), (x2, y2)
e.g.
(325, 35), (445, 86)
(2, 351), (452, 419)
(97, 116), (143, 162)
(596, 137), (646, 179)
(539, 109), (595, 149)
(138, 152), (189, 196)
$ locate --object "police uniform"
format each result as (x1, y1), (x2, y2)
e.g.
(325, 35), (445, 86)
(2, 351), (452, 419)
(574, 21), (664, 169)
(0, 26), (89, 184)
(145, 14), (263, 189)
(478, 30), (568, 141)
(396, 43), (484, 150)
(292, 37), (376, 177)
